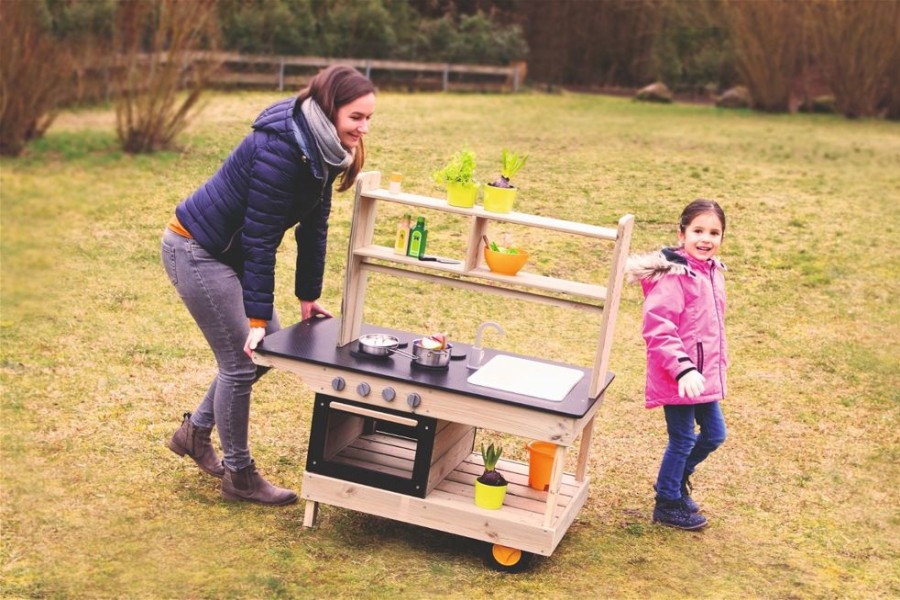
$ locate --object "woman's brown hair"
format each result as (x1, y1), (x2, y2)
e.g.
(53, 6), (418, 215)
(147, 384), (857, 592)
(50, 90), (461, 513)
(298, 65), (376, 192)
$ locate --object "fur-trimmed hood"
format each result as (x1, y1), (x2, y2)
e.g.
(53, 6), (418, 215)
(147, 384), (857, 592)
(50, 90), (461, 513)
(625, 247), (724, 284)
(625, 247), (689, 284)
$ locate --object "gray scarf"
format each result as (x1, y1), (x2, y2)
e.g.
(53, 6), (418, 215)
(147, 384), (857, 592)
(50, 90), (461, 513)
(300, 98), (353, 172)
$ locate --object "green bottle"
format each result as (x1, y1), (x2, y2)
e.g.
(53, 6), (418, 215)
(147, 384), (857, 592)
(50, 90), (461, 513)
(407, 216), (427, 258)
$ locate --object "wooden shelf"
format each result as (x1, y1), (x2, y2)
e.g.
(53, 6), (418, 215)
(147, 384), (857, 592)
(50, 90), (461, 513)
(302, 453), (589, 557)
(354, 244), (608, 303)
(364, 188), (619, 240)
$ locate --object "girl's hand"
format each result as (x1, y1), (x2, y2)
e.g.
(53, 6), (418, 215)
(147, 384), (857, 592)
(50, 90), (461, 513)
(243, 327), (266, 358)
(300, 299), (334, 321)
(678, 370), (706, 399)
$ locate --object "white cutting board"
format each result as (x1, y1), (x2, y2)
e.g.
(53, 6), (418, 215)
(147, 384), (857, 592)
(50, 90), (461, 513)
(467, 355), (585, 402)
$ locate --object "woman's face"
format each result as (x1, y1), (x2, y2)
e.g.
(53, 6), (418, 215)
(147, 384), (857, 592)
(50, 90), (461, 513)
(678, 211), (724, 261)
(335, 92), (375, 149)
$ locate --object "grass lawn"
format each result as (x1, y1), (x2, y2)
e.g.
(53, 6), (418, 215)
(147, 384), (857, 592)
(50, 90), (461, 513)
(1, 90), (898, 599)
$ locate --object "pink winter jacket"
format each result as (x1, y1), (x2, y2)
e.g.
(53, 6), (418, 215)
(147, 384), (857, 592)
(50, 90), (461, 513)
(625, 247), (728, 409)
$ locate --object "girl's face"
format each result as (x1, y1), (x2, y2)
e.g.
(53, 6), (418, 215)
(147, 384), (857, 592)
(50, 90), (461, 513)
(335, 92), (376, 149)
(678, 211), (724, 261)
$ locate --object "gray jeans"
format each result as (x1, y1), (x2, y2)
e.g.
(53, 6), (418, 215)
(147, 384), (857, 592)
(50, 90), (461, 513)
(161, 228), (281, 471)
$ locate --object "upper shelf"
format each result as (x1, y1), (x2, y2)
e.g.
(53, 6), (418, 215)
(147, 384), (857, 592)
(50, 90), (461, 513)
(363, 188), (620, 241)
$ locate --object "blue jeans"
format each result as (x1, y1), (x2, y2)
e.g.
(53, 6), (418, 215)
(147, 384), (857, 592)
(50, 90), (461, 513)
(656, 402), (727, 501)
(161, 228), (281, 471)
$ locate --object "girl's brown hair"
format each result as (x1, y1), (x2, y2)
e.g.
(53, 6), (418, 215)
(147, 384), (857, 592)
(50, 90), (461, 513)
(298, 65), (376, 192)
(679, 199), (726, 236)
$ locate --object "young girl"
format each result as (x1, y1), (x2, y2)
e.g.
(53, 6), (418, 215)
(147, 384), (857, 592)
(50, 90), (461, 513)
(163, 66), (376, 506)
(626, 200), (729, 530)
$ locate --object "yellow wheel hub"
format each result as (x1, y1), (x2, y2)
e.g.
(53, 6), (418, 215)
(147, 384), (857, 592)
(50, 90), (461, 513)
(491, 544), (522, 567)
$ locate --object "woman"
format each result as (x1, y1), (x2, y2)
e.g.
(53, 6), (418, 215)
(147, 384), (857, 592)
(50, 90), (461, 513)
(162, 66), (376, 506)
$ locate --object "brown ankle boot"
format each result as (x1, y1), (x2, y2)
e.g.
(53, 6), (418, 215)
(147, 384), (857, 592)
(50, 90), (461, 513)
(221, 460), (298, 506)
(168, 412), (225, 478)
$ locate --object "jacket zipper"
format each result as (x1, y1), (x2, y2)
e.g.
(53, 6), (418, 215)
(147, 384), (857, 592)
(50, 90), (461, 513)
(709, 267), (725, 392)
(696, 342), (704, 374)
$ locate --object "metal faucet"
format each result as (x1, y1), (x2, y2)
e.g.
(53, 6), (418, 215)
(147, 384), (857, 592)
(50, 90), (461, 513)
(467, 321), (505, 370)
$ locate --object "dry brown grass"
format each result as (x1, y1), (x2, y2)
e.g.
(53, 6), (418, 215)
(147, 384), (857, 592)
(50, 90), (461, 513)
(2, 90), (898, 599)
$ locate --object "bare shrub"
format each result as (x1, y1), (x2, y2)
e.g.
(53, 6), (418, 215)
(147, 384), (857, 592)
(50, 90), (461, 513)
(112, 0), (220, 154)
(807, 0), (900, 118)
(519, 0), (664, 89)
(722, 0), (803, 112)
(0, 1), (73, 156)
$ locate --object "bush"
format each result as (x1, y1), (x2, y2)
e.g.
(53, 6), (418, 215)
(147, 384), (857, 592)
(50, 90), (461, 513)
(0, 1), (73, 156)
(112, 0), (220, 154)
(807, 0), (900, 118)
(722, 0), (802, 112)
(215, 1), (527, 66)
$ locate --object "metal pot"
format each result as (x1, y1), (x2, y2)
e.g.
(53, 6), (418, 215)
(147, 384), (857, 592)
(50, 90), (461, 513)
(411, 339), (453, 367)
(357, 334), (416, 359)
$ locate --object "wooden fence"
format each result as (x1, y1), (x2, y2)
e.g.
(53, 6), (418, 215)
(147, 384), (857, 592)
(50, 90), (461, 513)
(72, 52), (526, 102)
(203, 52), (526, 93)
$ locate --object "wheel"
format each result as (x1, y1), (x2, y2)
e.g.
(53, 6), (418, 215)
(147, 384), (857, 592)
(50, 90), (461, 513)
(485, 544), (533, 573)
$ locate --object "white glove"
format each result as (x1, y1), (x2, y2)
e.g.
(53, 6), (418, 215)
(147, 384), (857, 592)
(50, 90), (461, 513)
(678, 370), (706, 399)
(243, 327), (266, 358)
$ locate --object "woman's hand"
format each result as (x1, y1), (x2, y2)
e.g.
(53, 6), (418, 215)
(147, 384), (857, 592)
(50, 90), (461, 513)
(300, 299), (334, 321)
(678, 370), (706, 399)
(243, 327), (266, 358)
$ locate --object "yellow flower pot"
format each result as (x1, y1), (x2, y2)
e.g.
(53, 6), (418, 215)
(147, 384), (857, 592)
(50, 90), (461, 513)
(482, 185), (517, 213)
(446, 182), (478, 208)
(474, 479), (508, 510)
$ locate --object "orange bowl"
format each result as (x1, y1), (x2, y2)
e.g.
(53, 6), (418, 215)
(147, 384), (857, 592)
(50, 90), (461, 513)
(484, 247), (529, 276)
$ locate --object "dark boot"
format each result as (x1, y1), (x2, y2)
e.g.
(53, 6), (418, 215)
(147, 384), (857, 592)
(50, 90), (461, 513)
(221, 460), (298, 506)
(653, 497), (708, 530)
(680, 476), (700, 514)
(653, 481), (700, 513)
(168, 412), (225, 478)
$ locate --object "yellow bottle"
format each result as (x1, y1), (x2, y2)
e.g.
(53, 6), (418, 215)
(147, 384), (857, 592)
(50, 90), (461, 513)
(394, 213), (412, 255)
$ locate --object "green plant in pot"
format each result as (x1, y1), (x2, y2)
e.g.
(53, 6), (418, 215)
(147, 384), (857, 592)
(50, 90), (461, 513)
(433, 148), (479, 208)
(483, 149), (527, 213)
(474, 443), (508, 509)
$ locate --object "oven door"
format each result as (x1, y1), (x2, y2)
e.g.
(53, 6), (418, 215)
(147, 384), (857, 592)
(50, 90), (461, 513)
(306, 394), (438, 498)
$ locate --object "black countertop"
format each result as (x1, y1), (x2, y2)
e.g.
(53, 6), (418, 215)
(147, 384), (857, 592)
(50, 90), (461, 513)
(255, 317), (613, 419)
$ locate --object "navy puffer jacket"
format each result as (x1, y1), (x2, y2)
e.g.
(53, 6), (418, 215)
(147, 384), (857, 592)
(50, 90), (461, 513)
(176, 97), (336, 321)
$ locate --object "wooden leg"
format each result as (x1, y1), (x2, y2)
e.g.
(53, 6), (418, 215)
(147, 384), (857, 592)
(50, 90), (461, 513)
(542, 444), (567, 528)
(575, 415), (596, 482)
(303, 499), (319, 528)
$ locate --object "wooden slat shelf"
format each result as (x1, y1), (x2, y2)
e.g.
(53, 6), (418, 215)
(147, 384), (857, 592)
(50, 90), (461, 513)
(363, 188), (620, 240)
(301, 452), (590, 556)
(353, 244), (608, 303)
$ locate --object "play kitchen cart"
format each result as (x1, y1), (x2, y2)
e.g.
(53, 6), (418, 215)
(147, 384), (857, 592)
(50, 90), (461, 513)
(252, 171), (633, 570)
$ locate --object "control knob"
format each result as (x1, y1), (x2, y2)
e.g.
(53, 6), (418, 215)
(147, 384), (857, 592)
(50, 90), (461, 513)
(356, 382), (371, 397)
(382, 387), (396, 402)
(331, 376), (346, 391)
(406, 392), (421, 408)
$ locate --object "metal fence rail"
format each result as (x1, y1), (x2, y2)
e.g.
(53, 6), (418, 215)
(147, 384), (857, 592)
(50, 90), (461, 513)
(198, 52), (526, 93)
